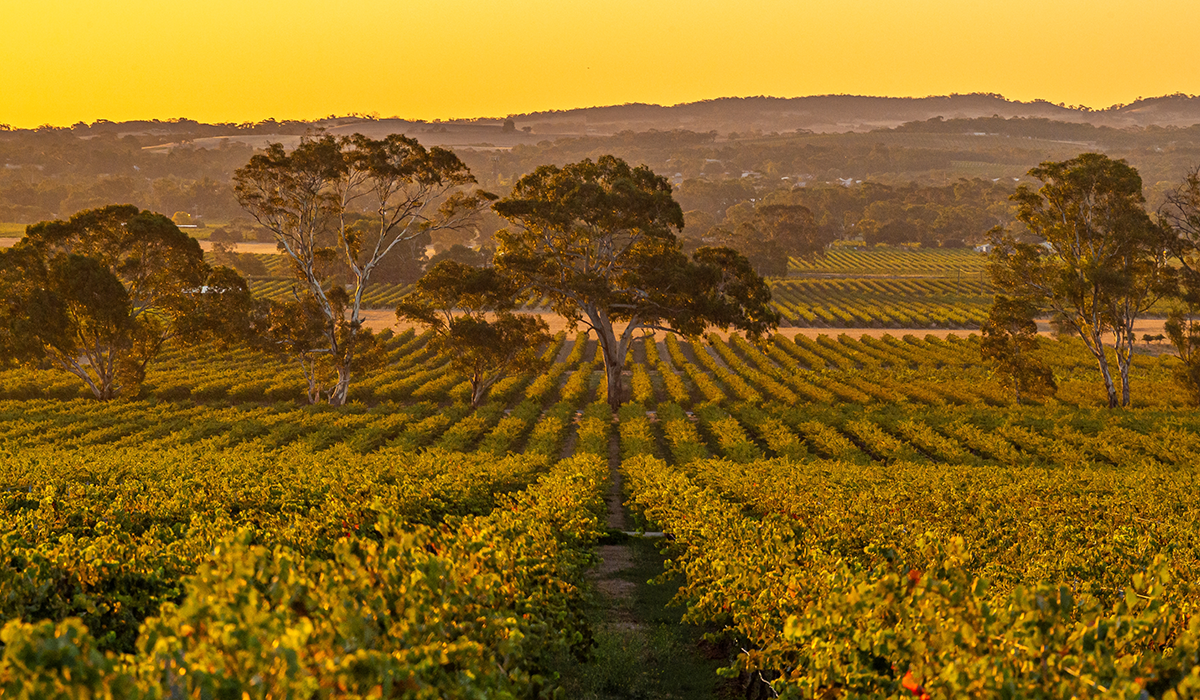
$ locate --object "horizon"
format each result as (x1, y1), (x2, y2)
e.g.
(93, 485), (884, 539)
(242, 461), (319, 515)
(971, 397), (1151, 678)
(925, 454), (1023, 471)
(6, 91), (1199, 131)
(4, 0), (1199, 129)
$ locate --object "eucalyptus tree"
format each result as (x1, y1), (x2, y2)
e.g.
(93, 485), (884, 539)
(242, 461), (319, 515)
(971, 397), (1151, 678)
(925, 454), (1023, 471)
(396, 260), (551, 408)
(233, 133), (491, 405)
(0, 205), (250, 399)
(989, 153), (1173, 408)
(493, 155), (778, 410)
(1159, 165), (1200, 403)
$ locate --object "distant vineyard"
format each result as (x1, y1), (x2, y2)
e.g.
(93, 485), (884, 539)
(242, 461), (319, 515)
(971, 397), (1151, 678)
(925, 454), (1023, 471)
(239, 270), (998, 328)
(212, 247), (1008, 328)
(789, 246), (989, 276)
(771, 277), (992, 328)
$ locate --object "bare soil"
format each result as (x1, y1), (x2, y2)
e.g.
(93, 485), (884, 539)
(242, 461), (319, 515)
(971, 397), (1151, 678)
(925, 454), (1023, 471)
(365, 308), (1177, 347)
(198, 241), (282, 255)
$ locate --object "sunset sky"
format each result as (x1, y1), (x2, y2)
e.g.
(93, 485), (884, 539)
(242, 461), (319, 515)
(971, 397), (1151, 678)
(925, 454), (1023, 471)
(2, 0), (1197, 128)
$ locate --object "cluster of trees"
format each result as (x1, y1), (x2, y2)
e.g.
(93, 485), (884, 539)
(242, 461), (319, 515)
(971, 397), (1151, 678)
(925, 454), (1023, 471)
(2, 137), (777, 410)
(893, 115), (1200, 151)
(7, 113), (1200, 260)
(984, 154), (1200, 408)
(0, 127), (254, 223)
(0, 206), (250, 399)
(676, 178), (1018, 270)
(238, 146), (775, 409)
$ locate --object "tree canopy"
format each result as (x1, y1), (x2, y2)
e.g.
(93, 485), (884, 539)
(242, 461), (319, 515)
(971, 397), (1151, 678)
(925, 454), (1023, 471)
(989, 153), (1172, 408)
(396, 261), (551, 408)
(711, 202), (829, 276)
(980, 295), (1056, 405)
(0, 205), (250, 399)
(493, 155), (778, 410)
(233, 133), (491, 405)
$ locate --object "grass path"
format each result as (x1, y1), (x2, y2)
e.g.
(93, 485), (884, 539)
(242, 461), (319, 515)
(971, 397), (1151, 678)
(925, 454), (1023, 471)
(556, 432), (731, 698)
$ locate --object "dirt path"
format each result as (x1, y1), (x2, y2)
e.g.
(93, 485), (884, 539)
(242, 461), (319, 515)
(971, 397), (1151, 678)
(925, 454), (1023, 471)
(561, 431), (728, 698)
(197, 241), (282, 254)
(366, 308), (1179, 343)
(591, 433), (634, 605)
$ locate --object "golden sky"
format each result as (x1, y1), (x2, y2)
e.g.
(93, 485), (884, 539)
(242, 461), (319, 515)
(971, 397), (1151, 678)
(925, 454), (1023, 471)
(2, 0), (1197, 128)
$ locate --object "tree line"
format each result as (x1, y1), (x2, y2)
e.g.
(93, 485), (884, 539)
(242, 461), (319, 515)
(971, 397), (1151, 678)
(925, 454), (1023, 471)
(0, 136), (776, 409)
(8, 128), (1200, 412)
(6, 113), (1200, 236)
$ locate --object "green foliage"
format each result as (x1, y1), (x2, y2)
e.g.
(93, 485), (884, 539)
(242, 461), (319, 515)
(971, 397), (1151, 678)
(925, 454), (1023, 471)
(0, 448), (607, 697)
(396, 260), (551, 408)
(575, 401), (613, 456)
(0, 618), (146, 699)
(0, 205), (251, 399)
(624, 453), (1200, 698)
(494, 155), (778, 409)
(981, 294), (1056, 404)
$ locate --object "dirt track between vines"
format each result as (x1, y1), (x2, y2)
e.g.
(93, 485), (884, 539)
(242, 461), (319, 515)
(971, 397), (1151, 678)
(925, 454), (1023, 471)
(359, 309), (1175, 344)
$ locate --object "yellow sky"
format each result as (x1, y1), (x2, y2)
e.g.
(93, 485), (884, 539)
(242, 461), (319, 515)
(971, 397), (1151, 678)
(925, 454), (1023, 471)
(2, 0), (1197, 128)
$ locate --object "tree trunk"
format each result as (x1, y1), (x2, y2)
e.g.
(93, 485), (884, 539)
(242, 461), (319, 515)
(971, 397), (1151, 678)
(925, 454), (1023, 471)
(1095, 351), (1119, 409)
(1118, 353), (1133, 408)
(56, 352), (114, 401)
(1113, 323), (1137, 408)
(1074, 326), (1119, 409)
(329, 365), (351, 406)
(326, 323), (354, 407)
(604, 359), (624, 412)
(471, 375), (486, 408)
(594, 330), (626, 411)
(587, 307), (629, 411)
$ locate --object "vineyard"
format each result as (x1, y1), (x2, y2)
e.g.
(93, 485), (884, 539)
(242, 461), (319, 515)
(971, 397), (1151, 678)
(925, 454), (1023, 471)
(787, 246), (989, 277)
(231, 246), (1180, 330)
(230, 247), (1002, 329)
(3, 322), (1200, 696)
(771, 277), (993, 328)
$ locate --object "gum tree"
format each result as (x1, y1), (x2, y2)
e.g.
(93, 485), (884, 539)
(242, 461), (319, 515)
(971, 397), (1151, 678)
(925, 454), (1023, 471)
(493, 155), (778, 410)
(0, 205), (250, 399)
(233, 133), (491, 405)
(989, 153), (1173, 408)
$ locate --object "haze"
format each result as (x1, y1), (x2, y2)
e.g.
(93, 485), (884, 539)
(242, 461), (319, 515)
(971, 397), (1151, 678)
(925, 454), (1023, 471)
(3, 0), (1198, 128)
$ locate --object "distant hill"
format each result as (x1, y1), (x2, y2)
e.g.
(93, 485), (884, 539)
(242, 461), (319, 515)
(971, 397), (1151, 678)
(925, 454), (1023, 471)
(15, 93), (1200, 150)
(506, 93), (1200, 135)
(5, 92), (1200, 227)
